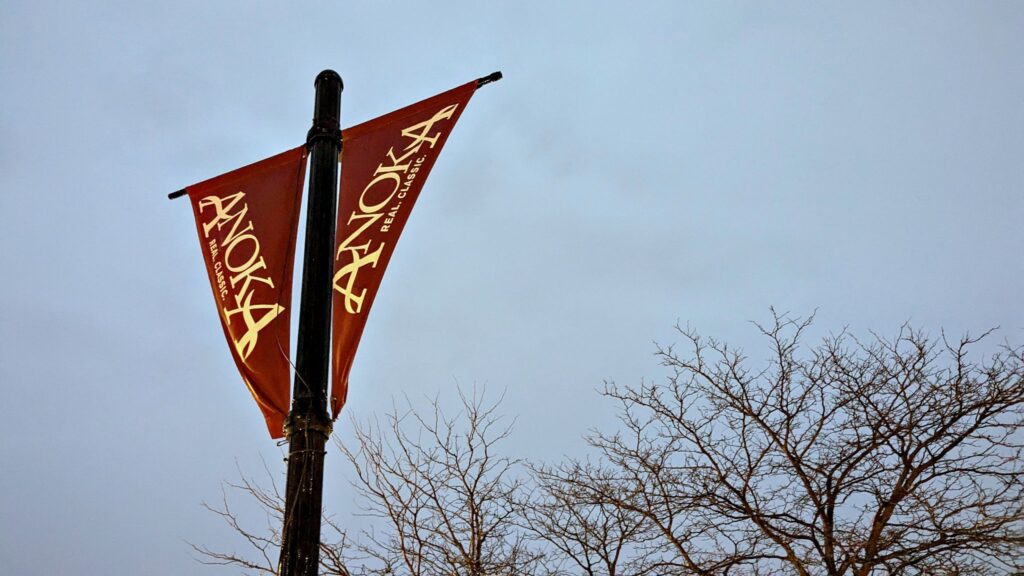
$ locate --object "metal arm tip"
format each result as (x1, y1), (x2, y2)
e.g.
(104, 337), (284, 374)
(476, 71), (503, 88)
(168, 189), (187, 200)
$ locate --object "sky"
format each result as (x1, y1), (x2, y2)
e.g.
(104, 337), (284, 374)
(1, 2), (1022, 574)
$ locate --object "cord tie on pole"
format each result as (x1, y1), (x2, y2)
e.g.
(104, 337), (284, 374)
(283, 411), (334, 439)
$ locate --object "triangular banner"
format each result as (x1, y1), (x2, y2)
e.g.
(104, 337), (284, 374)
(330, 81), (478, 418)
(184, 146), (308, 438)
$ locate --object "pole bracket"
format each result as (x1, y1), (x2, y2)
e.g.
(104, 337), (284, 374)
(305, 125), (342, 151)
(283, 411), (334, 439)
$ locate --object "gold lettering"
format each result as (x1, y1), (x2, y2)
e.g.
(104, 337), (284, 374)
(224, 291), (284, 360)
(223, 233), (261, 273)
(331, 104), (459, 311)
(198, 189), (282, 356)
(359, 173), (401, 213)
(198, 191), (246, 237)
(229, 257), (274, 298)
(376, 146), (417, 174)
(222, 210), (253, 246)
(333, 241), (385, 313)
(338, 211), (383, 253)
(400, 104), (459, 151)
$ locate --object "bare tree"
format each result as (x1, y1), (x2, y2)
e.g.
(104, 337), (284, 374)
(189, 464), (355, 575)
(198, 313), (1023, 575)
(339, 389), (542, 576)
(548, 312), (1024, 575)
(525, 459), (654, 576)
(195, 390), (541, 576)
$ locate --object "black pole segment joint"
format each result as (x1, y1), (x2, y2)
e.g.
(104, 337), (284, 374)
(476, 71), (503, 87)
(168, 188), (187, 200)
(305, 125), (343, 150)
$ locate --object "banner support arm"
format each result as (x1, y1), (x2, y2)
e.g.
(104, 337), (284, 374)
(476, 71), (503, 88)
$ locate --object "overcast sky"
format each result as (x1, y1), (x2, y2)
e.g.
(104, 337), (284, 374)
(2, 2), (1022, 574)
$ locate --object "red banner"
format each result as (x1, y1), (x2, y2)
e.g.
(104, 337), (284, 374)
(185, 147), (308, 438)
(330, 81), (478, 418)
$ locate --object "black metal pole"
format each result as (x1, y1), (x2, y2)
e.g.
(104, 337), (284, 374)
(278, 69), (342, 576)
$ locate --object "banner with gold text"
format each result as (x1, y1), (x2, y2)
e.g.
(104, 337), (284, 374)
(331, 81), (478, 418)
(185, 147), (308, 438)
